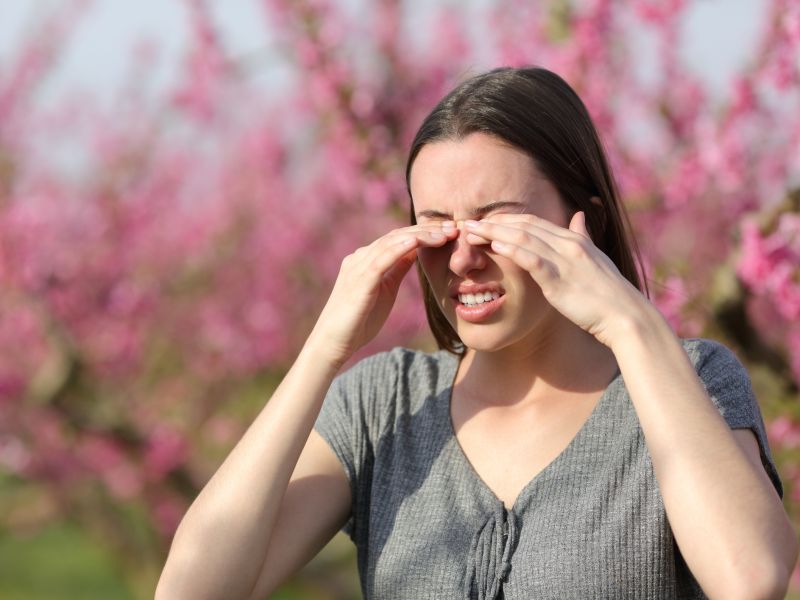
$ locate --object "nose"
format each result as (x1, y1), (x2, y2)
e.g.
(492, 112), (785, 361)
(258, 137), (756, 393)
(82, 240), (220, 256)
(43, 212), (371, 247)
(448, 226), (488, 277)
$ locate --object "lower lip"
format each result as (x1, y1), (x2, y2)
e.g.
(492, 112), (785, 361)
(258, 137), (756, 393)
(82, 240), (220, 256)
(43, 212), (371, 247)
(454, 295), (506, 323)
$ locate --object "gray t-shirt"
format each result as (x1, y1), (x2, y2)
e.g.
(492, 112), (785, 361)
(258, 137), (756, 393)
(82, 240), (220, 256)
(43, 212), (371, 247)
(314, 338), (782, 599)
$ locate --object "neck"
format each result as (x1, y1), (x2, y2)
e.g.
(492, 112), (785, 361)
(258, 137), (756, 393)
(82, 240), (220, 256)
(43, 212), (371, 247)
(455, 315), (619, 409)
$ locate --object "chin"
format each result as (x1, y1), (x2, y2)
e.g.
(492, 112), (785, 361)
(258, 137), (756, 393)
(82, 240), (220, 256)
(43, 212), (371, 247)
(454, 326), (523, 354)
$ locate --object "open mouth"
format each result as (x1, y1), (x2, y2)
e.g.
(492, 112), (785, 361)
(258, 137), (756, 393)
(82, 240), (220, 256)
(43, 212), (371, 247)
(457, 291), (502, 307)
(452, 288), (506, 323)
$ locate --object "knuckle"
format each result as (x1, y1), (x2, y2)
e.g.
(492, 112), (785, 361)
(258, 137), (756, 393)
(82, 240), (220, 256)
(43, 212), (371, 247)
(511, 229), (529, 244)
(567, 239), (589, 258)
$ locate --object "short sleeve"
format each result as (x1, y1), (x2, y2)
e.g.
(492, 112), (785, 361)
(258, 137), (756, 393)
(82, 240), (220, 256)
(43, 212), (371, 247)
(313, 351), (399, 539)
(687, 338), (783, 498)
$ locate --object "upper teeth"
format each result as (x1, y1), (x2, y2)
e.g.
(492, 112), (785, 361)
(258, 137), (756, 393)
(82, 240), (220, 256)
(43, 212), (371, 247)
(459, 291), (500, 306)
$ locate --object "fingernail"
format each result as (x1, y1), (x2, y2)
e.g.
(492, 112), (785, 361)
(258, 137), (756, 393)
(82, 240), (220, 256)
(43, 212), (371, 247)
(441, 221), (455, 230)
(429, 232), (444, 240)
(464, 220), (479, 229)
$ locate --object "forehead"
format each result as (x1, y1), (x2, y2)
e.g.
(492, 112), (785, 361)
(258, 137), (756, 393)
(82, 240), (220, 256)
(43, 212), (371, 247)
(409, 133), (555, 217)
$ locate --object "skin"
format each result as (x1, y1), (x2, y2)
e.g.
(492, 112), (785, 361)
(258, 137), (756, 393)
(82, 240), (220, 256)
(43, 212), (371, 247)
(409, 132), (798, 598)
(411, 132), (622, 408)
(157, 131), (797, 600)
(156, 214), (461, 600)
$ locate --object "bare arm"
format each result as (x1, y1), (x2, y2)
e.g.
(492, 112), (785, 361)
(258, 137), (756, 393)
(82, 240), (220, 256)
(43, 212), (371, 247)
(155, 222), (458, 600)
(155, 340), (342, 600)
(247, 428), (353, 599)
(611, 308), (798, 600)
(466, 211), (798, 599)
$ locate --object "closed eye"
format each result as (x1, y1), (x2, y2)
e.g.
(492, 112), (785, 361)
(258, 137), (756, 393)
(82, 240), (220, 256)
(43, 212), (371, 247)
(415, 200), (527, 222)
(415, 214), (450, 224)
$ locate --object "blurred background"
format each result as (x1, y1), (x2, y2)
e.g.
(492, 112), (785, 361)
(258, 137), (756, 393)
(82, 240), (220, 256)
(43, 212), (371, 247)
(0, 0), (798, 598)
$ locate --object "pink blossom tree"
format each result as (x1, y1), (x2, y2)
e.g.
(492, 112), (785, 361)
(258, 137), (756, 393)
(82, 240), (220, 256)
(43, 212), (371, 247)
(0, 0), (798, 594)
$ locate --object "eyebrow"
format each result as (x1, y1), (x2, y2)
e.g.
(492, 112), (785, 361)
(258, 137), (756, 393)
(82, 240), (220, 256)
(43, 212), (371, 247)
(415, 200), (527, 220)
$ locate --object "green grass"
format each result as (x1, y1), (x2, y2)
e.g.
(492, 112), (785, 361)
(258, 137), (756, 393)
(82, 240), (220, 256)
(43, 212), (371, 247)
(0, 522), (135, 600)
(0, 519), (361, 600)
(2, 518), (791, 599)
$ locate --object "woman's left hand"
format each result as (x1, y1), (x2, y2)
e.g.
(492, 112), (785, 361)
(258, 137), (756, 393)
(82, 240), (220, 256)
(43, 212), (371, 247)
(463, 211), (653, 348)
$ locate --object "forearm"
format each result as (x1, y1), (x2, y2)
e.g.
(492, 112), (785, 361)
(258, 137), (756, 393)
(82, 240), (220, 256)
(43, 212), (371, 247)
(611, 306), (797, 599)
(157, 337), (342, 600)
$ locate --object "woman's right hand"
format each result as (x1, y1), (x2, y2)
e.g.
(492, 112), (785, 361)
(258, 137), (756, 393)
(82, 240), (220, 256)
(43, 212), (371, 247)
(307, 221), (458, 367)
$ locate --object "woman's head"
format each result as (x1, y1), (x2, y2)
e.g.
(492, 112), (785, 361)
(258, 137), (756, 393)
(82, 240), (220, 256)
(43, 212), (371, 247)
(406, 66), (647, 354)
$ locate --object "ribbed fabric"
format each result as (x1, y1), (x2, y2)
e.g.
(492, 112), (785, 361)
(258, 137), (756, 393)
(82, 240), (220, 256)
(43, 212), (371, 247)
(314, 338), (782, 600)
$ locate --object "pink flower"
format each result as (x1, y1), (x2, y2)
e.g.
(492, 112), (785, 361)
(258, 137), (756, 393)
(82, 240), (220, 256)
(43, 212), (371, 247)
(768, 416), (800, 449)
(782, 5), (800, 46)
(729, 77), (757, 116)
(788, 329), (800, 387)
(153, 494), (187, 537)
(0, 436), (31, 472)
(737, 221), (777, 287)
(104, 462), (143, 500)
(633, 0), (685, 25)
(771, 266), (800, 320)
(144, 426), (188, 481)
(3, 0), (800, 553)
(653, 276), (689, 332)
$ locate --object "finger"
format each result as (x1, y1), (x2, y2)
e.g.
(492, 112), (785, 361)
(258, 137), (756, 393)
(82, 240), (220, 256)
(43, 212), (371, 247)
(377, 222), (458, 248)
(481, 213), (579, 241)
(351, 221), (458, 284)
(464, 232), (491, 245)
(395, 228), (458, 247)
(482, 219), (580, 250)
(465, 217), (592, 259)
(355, 236), (420, 285)
(382, 247), (417, 287)
(478, 215), (596, 258)
(360, 227), (453, 282)
(568, 211), (591, 239)
(463, 219), (560, 262)
(489, 241), (560, 282)
(402, 220), (458, 235)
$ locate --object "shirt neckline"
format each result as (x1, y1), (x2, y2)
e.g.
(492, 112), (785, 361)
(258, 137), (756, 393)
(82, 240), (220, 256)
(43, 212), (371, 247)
(439, 350), (622, 514)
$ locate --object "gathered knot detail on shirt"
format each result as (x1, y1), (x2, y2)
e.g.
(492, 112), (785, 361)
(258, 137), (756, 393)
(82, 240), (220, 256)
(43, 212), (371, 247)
(465, 505), (519, 600)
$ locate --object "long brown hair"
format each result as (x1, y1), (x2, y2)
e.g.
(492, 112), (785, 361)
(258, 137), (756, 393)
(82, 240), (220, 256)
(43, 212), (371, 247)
(406, 67), (648, 355)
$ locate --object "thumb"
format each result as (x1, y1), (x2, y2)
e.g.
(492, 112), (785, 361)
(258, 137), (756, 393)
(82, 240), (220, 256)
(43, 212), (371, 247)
(569, 210), (590, 239)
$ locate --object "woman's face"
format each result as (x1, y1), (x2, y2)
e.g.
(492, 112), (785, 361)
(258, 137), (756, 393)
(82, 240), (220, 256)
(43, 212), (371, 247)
(409, 132), (571, 353)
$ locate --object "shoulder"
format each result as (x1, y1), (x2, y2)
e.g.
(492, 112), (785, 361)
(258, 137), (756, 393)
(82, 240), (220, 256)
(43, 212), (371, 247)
(681, 338), (750, 388)
(679, 337), (750, 382)
(681, 337), (741, 363)
(337, 346), (459, 389)
(679, 337), (753, 395)
(680, 338), (783, 497)
(680, 337), (762, 422)
(326, 347), (458, 436)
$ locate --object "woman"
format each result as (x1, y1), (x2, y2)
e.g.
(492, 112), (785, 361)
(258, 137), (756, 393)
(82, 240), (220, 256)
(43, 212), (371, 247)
(157, 67), (797, 599)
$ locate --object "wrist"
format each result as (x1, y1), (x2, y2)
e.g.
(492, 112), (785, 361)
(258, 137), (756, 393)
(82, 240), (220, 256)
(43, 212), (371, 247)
(301, 330), (351, 375)
(606, 301), (674, 356)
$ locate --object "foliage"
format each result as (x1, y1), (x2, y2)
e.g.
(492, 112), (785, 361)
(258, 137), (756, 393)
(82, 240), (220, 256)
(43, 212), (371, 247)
(0, 0), (798, 595)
